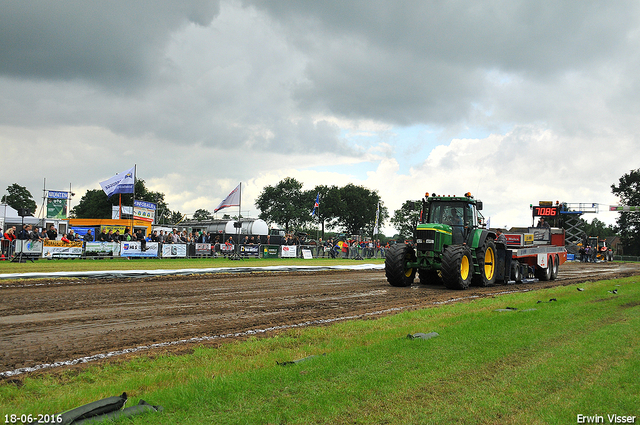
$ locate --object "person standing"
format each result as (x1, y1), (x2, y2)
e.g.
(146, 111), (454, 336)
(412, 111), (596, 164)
(46, 224), (58, 241)
(3, 227), (16, 257)
(495, 229), (507, 246)
(536, 218), (550, 229)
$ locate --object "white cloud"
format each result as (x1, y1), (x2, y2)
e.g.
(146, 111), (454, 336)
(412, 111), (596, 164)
(0, 1), (637, 235)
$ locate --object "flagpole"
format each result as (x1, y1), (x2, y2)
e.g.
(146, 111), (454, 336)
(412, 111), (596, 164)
(132, 164), (136, 237)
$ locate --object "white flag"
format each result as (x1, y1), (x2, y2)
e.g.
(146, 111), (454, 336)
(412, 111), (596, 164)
(373, 201), (380, 235)
(215, 184), (241, 213)
(99, 167), (135, 198)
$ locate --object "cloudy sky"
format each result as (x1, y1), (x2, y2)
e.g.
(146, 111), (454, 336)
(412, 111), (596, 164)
(1, 0), (638, 232)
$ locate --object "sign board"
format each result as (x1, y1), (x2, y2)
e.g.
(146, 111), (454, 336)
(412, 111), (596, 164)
(302, 249), (313, 259)
(15, 240), (43, 256)
(42, 240), (83, 258)
(532, 206), (558, 217)
(194, 243), (212, 256)
(161, 243), (186, 258)
(262, 245), (279, 258)
(85, 242), (120, 257)
(121, 241), (159, 257)
(47, 198), (67, 219)
(504, 233), (534, 246)
(134, 200), (156, 222)
(609, 205), (640, 212)
(47, 191), (69, 199)
(240, 245), (260, 257)
(281, 245), (297, 258)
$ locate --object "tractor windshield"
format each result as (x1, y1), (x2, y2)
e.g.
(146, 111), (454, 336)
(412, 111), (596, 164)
(428, 201), (477, 244)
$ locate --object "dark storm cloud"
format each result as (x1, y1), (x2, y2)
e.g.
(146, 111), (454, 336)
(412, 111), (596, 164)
(0, 1), (219, 88)
(244, 0), (639, 125)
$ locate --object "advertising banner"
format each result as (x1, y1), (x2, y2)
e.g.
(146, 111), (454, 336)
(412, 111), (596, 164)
(47, 198), (67, 219)
(42, 240), (83, 258)
(262, 245), (279, 258)
(240, 245), (260, 258)
(47, 191), (69, 199)
(281, 245), (297, 258)
(134, 200), (156, 222)
(100, 225), (127, 234)
(120, 241), (159, 257)
(161, 244), (187, 258)
(219, 244), (234, 253)
(194, 243), (212, 256)
(15, 240), (43, 256)
(85, 242), (120, 257)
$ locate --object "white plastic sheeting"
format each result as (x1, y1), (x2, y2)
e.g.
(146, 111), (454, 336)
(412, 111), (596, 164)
(0, 263), (385, 281)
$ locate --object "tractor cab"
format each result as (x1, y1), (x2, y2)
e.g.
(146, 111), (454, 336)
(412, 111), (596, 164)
(425, 201), (479, 244)
(420, 193), (483, 245)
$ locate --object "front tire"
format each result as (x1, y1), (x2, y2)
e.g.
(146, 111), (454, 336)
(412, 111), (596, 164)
(385, 244), (416, 287)
(472, 239), (497, 287)
(442, 245), (473, 289)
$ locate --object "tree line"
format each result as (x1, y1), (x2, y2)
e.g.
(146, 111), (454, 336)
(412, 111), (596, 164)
(3, 169), (640, 255)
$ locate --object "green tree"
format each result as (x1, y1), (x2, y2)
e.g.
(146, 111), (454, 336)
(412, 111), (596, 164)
(170, 211), (185, 225)
(332, 183), (387, 236)
(2, 183), (37, 214)
(611, 169), (640, 255)
(71, 189), (113, 218)
(580, 217), (617, 240)
(305, 185), (341, 238)
(193, 209), (213, 221)
(255, 177), (311, 232)
(391, 200), (421, 238)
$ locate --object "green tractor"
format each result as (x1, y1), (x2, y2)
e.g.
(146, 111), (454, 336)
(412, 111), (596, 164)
(385, 192), (496, 289)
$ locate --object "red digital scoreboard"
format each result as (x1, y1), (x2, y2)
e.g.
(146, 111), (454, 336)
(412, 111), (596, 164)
(532, 206), (559, 217)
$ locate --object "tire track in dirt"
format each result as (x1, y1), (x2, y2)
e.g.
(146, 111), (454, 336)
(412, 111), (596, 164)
(1, 262), (639, 376)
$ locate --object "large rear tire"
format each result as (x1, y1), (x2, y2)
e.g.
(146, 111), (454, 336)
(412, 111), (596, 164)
(536, 255), (552, 281)
(472, 239), (497, 287)
(385, 244), (416, 287)
(441, 245), (473, 289)
(511, 261), (522, 283)
(550, 255), (559, 280)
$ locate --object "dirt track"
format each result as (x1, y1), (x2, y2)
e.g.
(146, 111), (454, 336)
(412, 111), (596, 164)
(1, 262), (639, 376)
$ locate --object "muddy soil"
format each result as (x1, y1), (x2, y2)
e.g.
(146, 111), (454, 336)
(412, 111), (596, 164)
(1, 262), (639, 376)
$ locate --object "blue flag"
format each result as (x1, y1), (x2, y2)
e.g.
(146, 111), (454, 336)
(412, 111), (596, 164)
(311, 193), (320, 216)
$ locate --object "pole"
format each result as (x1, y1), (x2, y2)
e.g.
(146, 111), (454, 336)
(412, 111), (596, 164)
(237, 182), (241, 246)
(132, 164), (136, 236)
(40, 178), (46, 220)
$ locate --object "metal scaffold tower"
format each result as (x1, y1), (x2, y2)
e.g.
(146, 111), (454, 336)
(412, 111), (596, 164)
(558, 203), (599, 245)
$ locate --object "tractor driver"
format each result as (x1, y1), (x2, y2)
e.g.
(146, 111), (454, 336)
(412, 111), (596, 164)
(449, 208), (463, 226)
(449, 209), (465, 243)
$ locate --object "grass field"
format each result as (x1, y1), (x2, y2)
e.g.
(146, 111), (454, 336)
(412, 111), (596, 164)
(0, 257), (384, 275)
(1, 274), (638, 424)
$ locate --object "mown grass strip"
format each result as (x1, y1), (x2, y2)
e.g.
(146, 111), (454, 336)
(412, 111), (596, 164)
(1, 277), (638, 424)
(0, 257), (384, 275)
